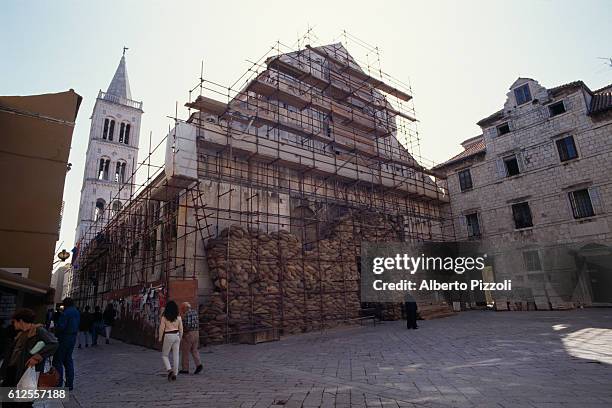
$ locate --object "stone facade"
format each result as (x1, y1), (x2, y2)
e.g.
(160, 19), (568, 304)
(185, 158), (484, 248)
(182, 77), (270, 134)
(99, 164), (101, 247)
(435, 78), (612, 309)
(75, 55), (143, 243)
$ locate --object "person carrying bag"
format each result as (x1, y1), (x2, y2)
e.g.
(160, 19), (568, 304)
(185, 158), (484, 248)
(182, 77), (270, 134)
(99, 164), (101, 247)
(0, 308), (59, 407)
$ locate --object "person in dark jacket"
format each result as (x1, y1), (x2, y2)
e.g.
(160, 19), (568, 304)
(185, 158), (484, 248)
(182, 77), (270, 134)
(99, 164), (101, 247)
(52, 297), (80, 390)
(90, 306), (103, 346)
(77, 305), (92, 349)
(0, 308), (58, 408)
(102, 303), (116, 344)
(404, 292), (419, 330)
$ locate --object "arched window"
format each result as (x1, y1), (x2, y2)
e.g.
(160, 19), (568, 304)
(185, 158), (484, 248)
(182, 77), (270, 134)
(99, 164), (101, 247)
(108, 120), (115, 141)
(114, 161), (127, 183)
(124, 124), (130, 144)
(103, 118), (110, 139)
(98, 158), (110, 180)
(119, 123), (126, 143)
(95, 198), (106, 221)
(111, 201), (122, 218)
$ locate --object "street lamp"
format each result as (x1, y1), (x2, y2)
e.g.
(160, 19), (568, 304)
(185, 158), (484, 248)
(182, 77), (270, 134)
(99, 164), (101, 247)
(57, 249), (70, 262)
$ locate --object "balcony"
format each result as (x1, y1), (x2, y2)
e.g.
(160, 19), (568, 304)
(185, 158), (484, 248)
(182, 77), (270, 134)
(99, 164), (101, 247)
(98, 90), (143, 110)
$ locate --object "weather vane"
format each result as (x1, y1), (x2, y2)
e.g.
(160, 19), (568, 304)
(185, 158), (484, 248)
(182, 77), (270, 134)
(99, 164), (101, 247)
(123, 46), (129, 56)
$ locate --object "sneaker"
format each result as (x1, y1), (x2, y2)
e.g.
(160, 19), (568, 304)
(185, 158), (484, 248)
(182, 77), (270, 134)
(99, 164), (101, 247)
(194, 365), (203, 375)
(167, 370), (173, 382)
(171, 374), (177, 381)
(178, 370), (189, 374)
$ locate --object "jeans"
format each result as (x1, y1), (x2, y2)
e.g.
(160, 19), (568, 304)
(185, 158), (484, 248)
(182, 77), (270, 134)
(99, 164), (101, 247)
(78, 331), (91, 346)
(53, 335), (76, 388)
(161, 332), (180, 375)
(104, 325), (112, 340)
(91, 322), (103, 345)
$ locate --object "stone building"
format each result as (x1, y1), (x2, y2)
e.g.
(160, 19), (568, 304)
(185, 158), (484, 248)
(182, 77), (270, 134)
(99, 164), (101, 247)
(75, 52), (143, 243)
(434, 78), (612, 309)
(71, 42), (453, 346)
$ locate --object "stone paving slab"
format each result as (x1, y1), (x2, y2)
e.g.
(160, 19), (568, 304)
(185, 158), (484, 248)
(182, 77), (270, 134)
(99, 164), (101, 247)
(36, 309), (612, 408)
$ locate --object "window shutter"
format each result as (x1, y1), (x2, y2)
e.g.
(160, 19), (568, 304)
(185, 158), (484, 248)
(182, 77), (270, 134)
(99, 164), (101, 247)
(588, 186), (604, 215)
(495, 158), (506, 178)
(516, 151), (526, 172)
(565, 193), (576, 218)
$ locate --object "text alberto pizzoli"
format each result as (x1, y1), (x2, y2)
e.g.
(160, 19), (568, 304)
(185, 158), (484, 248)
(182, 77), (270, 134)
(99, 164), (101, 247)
(371, 254), (512, 291)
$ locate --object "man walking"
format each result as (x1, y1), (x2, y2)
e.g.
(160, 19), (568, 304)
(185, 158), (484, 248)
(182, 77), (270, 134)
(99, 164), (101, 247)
(404, 292), (418, 330)
(53, 297), (80, 390)
(78, 305), (92, 348)
(179, 302), (203, 375)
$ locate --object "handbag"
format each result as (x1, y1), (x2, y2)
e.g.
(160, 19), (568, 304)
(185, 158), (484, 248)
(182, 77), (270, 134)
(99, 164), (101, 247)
(38, 359), (60, 388)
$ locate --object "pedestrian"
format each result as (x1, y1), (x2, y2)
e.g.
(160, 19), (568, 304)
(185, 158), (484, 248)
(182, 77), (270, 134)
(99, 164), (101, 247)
(404, 292), (419, 330)
(158, 301), (183, 381)
(102, 303), (116, 344)
(178, 302), (203, 375)
(90, 306), (103, 346)
(0, 309), (58, 408)
(52, 297), (80, 390)
(78, 305), (92, 349)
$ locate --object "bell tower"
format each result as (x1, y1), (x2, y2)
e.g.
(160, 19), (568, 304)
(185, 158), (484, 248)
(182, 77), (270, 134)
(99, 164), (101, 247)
(75, 50), (143, 243)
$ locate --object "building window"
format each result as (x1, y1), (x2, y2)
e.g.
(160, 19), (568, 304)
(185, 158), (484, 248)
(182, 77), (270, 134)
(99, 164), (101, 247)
(568, 189), (594, 219)
(504, 155), (521, 177)
(497, 122), (510, 136)
(95, 198), (106, 221)
(124, 124), (130, 144)
(108, 120), (115, 141)
(465, 213), (481, 238)
(512, 202), (533, 229)
(514, 84), (532, 105)
(98, 158), (110, 180)
(549, 101), (566, 116)
(115, 162), (127, 183)
(119, 123), (125, 143)
(523, 250), (542, 271)
(458, 169), (473, 192)
(103, 118), (109, 139)
(111, 201), (122, 218)
(556, 136), (578, 162)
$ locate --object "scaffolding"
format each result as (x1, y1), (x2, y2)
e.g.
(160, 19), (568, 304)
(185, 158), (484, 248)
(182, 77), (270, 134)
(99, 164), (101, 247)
(71, 32), (455, 346)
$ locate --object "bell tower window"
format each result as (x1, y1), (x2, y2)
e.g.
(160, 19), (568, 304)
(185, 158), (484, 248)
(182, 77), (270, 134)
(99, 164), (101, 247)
(103, 118), (109, 139)
(108, 120), (115, 141)
(115, 161), (127, 183)
(95, 198), (106, 221)
(124, 124), (130, 144)
(98, 158), (110, 180)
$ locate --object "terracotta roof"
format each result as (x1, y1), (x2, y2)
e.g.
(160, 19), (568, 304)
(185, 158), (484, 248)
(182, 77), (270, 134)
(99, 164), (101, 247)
(432, 136), (486, 170)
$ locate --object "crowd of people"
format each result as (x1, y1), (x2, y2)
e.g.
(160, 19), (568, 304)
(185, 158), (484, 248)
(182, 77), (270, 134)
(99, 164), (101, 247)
(0, 297), (203, 405)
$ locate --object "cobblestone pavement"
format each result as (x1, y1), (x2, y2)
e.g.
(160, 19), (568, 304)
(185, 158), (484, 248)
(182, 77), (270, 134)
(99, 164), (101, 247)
(39, 309), (612, 408)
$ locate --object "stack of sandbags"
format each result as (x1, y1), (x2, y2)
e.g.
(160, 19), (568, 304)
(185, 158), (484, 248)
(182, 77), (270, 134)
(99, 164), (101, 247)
(199, 212), (404, 344)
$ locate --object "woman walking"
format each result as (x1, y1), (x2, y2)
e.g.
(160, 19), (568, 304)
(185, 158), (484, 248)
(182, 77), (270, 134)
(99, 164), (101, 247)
(158, 301), (183, 381)
(0, 308), (58, 407)
(102, 304), (116, 344)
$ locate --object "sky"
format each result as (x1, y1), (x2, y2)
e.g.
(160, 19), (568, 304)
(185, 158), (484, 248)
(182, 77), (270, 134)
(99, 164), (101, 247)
(1, 0), (611, 263)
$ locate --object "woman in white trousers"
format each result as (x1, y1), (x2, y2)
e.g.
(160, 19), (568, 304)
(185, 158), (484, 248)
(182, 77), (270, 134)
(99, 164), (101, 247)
(158, 300), (183, 381)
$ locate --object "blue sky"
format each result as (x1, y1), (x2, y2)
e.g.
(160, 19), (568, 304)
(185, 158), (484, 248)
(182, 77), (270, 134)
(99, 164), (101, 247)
(1, 0), (610, 258)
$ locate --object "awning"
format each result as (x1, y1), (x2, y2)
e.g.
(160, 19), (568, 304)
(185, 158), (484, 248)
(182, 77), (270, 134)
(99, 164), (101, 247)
(0, 268), (51, 295)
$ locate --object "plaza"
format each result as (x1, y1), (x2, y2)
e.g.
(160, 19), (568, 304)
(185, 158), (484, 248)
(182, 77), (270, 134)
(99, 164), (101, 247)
(45, 309), (612, 408)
